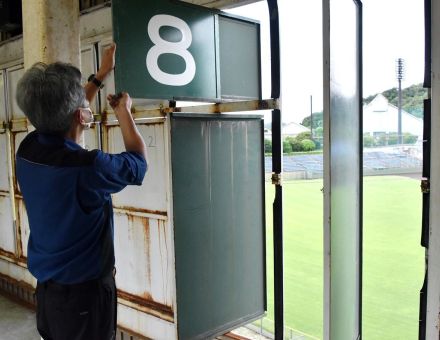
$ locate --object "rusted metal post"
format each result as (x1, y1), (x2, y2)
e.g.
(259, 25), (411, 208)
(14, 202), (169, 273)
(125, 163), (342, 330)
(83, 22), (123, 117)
(267, 0), (283, 339)
(271, 108), (283, 340)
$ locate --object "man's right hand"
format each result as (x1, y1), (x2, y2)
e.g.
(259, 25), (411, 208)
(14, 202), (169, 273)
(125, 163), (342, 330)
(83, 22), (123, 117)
(107, 92), (132, 115)
(106, 92), (147, 160)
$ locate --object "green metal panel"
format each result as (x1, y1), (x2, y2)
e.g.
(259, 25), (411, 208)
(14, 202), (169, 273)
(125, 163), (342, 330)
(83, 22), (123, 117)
(112, 0), (217, 100)
(171, 114), (265, 340)
(112, 1), (261, 101)
(218, 15), (261, 100)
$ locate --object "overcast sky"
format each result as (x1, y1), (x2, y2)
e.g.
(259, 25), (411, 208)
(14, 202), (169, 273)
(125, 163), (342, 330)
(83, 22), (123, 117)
(227, 0), (425, 123)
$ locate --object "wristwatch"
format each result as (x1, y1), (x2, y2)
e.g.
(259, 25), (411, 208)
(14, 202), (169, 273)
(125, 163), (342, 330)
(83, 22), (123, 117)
(87, 74), (104, 90)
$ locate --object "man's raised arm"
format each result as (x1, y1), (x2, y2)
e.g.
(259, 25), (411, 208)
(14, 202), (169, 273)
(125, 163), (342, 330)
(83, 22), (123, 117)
(84, 43), (116, 103)
(107, 92), (147, 160)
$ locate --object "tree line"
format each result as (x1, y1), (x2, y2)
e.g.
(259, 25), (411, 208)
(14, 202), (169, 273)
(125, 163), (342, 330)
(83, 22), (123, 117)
(265, 84), (424, 154)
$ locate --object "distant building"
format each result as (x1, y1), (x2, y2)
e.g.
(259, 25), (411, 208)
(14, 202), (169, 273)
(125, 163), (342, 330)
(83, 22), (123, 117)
(363, 94), (423, 139)
(282, 122), (310, 137)
(264, 122), (310, 140)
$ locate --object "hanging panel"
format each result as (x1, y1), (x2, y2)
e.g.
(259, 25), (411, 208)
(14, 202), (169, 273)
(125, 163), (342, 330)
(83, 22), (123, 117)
(171, 114), (266, 340)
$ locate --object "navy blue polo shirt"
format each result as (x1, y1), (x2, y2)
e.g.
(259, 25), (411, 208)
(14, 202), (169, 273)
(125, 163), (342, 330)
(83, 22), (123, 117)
(16, 131), (147, 284)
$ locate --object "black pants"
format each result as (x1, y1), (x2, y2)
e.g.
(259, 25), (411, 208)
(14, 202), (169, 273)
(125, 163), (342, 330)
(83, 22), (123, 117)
(36, 273), (117, 340)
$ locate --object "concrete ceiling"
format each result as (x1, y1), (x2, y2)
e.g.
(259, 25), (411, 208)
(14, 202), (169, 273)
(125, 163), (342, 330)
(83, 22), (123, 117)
(179, 0), (262, 9)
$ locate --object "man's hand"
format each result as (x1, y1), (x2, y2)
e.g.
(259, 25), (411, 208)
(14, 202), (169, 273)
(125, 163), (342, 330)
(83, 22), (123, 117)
(107, 92), (132, 115)
(96, 43), (116, 81)
(107, 92), (147, 159)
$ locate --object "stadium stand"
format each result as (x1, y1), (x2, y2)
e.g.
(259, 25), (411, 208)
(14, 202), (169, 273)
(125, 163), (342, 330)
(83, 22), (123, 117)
(265, 149), (422, 179)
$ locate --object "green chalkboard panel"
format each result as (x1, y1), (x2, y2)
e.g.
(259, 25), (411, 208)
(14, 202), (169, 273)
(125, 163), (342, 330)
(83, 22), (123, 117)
(171, 114), (266, 339)
(218, 14), (261, 100)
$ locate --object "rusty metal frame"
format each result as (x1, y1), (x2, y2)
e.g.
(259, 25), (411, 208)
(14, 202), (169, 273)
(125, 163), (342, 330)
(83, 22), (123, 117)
(96, 98), (278, 124)
(3, 64), (27, 265)
(0, 65), (24, 268)
(0, 70), (15, 263)
(100, 115), (175, 325)
(7, 127), (20, 258)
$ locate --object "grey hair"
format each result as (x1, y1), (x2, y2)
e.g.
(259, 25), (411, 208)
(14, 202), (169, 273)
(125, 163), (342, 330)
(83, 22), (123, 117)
(16, 62), (86, 134)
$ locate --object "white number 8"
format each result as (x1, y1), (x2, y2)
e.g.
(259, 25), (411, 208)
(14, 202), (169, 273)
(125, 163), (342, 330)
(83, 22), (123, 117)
(146, 14), (196, 86)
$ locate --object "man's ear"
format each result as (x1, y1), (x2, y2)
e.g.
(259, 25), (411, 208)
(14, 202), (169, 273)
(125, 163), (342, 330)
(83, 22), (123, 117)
(75, 109), (86, 125)
(73, 109), (80, 123)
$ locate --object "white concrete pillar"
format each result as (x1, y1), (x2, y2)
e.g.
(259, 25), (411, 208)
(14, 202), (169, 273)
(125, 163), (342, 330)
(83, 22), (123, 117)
(22, 0), (80, 69)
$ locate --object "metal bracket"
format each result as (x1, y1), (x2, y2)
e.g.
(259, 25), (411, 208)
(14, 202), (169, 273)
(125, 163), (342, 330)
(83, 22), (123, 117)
(93, 113), (102, 123)
(272, 172), (282, 186)
(421, 178), (430, 194)
(99, 99), (278, 123)
(9, 119), (28, 132)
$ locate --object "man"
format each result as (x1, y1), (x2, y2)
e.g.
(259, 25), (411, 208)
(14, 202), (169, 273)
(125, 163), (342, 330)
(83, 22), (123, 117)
(15, 43), (147, 340)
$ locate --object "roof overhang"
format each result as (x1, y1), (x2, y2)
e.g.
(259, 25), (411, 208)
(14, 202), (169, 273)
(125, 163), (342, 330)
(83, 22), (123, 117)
(179, 0), (262, 9)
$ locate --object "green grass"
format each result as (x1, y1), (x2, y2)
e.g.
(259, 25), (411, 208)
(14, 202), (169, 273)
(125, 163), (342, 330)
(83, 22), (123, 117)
(263, 176), (425, 339)
(362, 176), (424, 339)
